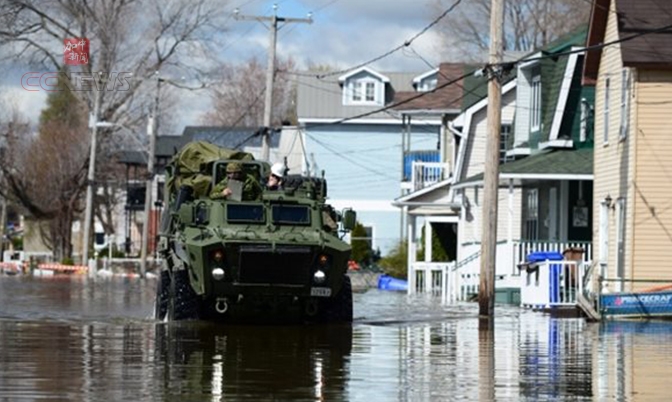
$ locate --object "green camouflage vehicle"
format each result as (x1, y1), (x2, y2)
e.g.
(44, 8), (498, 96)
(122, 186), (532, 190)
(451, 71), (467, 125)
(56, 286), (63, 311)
(154, 141), (357, 323)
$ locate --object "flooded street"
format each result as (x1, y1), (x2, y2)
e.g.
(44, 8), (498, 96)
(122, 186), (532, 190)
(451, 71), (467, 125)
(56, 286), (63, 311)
(1, 276), (672, 401)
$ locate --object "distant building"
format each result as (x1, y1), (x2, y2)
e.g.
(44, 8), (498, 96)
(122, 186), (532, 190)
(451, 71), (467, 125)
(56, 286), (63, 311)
(295, 64), (467, 254)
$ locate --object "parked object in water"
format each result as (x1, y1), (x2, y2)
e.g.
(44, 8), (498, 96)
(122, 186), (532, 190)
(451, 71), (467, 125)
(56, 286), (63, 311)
(378, 274), (408, 292)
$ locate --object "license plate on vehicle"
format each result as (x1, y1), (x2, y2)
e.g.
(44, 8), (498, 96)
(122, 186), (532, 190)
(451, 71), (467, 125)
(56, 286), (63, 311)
(310, 287), (332, 297)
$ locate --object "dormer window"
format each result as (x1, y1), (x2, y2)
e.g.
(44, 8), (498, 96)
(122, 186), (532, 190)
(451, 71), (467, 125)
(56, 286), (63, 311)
(413, 68), (439, 92)
(352, 80), (376, 103)
(339, 67), (389, 106)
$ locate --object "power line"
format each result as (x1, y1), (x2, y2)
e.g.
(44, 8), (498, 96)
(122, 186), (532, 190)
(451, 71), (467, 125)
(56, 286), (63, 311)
(287, 0), (463, 79)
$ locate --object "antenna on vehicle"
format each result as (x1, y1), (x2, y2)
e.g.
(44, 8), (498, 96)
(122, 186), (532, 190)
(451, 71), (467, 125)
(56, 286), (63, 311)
(321, 169), (325, 198)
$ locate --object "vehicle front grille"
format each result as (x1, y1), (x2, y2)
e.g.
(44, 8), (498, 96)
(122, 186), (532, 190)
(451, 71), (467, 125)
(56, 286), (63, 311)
(238, 245), (312, 285)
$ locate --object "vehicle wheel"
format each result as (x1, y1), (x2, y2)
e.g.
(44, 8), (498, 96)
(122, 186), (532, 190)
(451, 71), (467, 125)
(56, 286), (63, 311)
(320, 275), (353, 323)
(169, 268), (201, 321)
(154, 270), (171, 321)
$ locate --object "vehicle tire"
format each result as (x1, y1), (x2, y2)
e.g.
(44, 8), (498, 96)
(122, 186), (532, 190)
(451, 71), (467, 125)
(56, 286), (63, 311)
(154, 270), (171, 321)
(168, 268), (201, 321)
(320, 275), (353, 323)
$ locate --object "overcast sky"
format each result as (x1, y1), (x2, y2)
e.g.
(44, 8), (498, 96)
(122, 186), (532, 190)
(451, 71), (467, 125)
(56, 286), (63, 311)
(0, 0), (451, 132)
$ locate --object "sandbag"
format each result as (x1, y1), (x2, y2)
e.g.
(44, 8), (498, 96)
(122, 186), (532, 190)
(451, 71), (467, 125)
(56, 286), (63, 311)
(167, 141), (254, 198)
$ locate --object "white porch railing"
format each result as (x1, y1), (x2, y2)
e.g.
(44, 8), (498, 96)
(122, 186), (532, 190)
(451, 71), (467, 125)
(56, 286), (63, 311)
(410, 161), (450, 192)
(408, 240), (593, 304)
(513, 241), (592, 270)
(520, 260), (591, 308)
(409, 262), (456, 302)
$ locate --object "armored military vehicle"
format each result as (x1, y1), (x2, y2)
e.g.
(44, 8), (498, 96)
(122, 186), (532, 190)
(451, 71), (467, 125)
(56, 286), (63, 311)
(154, 141), (357, 323)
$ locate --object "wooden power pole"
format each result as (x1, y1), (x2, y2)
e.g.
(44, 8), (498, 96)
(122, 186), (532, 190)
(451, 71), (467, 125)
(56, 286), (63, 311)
(234, 4), (312, 160)
(479, 0), (504, 319)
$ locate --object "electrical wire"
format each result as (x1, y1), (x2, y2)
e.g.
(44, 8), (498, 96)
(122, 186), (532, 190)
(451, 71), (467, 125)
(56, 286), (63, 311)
(287, 0), (463, 79)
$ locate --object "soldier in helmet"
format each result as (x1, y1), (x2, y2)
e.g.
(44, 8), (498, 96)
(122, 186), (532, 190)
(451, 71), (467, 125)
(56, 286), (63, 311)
(210, 161), (262, 201)
(266, 162), (287, 191)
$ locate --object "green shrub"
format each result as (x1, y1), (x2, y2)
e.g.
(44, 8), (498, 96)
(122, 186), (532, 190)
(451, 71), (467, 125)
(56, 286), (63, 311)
(378, 239), (407, 279)
(351, 222), (372, 264)
(61, 257), (74, 266)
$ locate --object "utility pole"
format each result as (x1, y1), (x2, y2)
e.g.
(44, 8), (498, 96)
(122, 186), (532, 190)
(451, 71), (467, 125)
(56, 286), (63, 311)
(82, 86), (102, 265)
(234, 4), (312, 160)
(140, 76), (160, 279)
(0, 195), (7, 258)
(479, 0), (504, 320)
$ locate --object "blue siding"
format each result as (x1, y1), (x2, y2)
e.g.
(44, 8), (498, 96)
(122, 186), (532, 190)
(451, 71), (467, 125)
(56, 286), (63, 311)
(303, 123), (438, 254)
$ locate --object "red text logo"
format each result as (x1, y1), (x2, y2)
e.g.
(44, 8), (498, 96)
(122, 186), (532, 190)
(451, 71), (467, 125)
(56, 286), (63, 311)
(64, 38), (89, 65)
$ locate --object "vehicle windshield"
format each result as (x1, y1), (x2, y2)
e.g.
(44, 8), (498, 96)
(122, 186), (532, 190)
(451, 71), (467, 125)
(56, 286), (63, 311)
(271, 204), (311, 225)
(227, 204), (265, 224)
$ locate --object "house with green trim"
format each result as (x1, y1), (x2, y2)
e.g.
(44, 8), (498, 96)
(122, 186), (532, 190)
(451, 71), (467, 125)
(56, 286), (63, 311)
(395, 27), (595, 302)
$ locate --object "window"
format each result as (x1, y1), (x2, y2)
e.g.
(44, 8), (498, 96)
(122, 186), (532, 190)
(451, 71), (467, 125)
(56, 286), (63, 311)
(619, 69), (631, 141)
(604, 77), (610, 144)
(524, 188), (539, 240)
(365, 82), (375, 102)
(352, 81), (362, 102)
(530, 75), (542, 131)
(348, 79), (378, 104)
(272, 204), (311, 225)
(227, 204), (265, 224)
(580, 99), (588, 142)
(500, 125), (514, 164)
(419, 77), (437, 92)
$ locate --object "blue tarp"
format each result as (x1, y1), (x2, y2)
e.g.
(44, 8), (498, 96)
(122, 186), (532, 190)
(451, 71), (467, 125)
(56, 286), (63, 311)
(526, 251), (564, 263)
(378, 274), (408, 292)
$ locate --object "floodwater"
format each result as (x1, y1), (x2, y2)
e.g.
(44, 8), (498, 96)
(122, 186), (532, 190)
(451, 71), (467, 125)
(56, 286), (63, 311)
(1, 276), (672, 401)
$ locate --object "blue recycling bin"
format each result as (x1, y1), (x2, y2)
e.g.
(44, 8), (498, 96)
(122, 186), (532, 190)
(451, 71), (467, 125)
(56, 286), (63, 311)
(527, 251), (564, 303)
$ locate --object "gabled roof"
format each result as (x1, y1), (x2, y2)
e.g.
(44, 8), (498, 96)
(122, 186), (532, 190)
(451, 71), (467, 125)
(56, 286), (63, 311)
(449, 79), (517, 183)
(412, 68), (439, 84)
(297, 71), (418, 121)
(583, 0), (672, 85)
(391, 63), (469, 114)
(337, 66), (390, 83)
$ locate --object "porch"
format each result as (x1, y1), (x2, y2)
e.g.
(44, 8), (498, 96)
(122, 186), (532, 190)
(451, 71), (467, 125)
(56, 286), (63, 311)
(408, 240), (592, 305)
(401, 150), (451, 192)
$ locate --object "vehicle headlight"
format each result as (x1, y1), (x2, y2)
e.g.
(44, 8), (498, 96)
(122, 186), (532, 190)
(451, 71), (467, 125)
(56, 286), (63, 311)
(212, 267), (225, 281)
(313, 270), (326, 284)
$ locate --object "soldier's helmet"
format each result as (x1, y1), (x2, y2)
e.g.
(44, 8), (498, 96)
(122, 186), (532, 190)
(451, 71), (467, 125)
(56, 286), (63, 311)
(226, 162), (243, 173)
(270, 162), (286, 178)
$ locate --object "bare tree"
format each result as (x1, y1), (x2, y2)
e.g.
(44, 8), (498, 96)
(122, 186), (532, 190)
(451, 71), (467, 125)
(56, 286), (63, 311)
(434, 0), (591, 60)
(0, 92), (89, 261)
(203, 57), (297, 128)
(0, 0), (228, 250)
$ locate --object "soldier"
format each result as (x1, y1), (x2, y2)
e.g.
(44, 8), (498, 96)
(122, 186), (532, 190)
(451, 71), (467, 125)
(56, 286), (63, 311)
(266, 162), (287, 191)
(210, 162), (262, 201)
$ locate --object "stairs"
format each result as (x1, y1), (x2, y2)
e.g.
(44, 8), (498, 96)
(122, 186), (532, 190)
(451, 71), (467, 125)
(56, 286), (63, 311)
(576, 293), (601, 321)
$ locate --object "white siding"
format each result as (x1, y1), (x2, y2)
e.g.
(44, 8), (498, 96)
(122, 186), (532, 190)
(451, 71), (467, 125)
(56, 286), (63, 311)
(462, 89), (517, 180)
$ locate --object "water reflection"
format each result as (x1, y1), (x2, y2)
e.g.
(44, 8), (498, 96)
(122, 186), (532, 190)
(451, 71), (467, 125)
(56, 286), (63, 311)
(153, 323), (353, 401)
(1, 277), (672, 401)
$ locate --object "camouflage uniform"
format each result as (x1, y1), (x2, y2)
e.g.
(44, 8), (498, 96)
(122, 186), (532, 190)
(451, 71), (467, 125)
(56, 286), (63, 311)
(209, 162), (262, 201)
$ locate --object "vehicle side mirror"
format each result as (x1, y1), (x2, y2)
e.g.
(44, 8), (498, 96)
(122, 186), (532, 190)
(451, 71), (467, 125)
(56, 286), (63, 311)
(341, 209), (356, 231)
